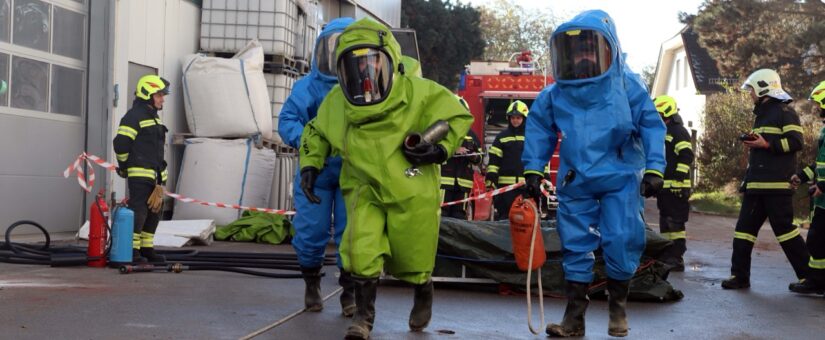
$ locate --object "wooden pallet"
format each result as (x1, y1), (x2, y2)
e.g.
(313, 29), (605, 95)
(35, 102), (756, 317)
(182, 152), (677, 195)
(172, 133), (298, 154)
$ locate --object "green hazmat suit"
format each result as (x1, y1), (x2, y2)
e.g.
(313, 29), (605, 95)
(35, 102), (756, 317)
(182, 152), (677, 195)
(400, 55), (422, 78)
(299, 18), (473, 284)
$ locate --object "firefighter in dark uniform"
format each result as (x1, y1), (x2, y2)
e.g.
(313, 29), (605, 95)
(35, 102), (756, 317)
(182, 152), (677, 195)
(441, 96), (482, 219)
(486, 100), (529, 220)
(789, 80), (825, 294)
(722, 69), (810, 289)
(653, 95), (694, 272)
(113, 74), (170, 263)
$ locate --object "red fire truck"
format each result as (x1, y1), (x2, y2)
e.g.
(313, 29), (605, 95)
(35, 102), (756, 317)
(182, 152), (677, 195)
(456, 52), (560, 220)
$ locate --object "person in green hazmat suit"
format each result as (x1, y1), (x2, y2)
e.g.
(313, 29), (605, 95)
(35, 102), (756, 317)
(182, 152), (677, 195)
(299, 18), (473, 340)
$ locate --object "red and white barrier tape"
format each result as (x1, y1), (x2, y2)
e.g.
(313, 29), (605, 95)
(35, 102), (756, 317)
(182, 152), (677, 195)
(65, 152), (546, 215)
(63, 153), (295, 215)
(440, 181), (556, 207)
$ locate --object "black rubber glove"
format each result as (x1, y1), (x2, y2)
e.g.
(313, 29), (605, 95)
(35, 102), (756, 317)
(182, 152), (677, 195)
(116, 167), (128, 179)
(300, 167), (322, 204)
(640, 173), (664, 198)
(402, 143), (447, 166)
(524, 173), (543, 201)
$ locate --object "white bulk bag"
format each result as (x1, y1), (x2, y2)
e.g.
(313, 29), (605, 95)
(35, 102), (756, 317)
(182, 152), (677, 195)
(182, 40), (273, 139)
(174, 138), (276, 225)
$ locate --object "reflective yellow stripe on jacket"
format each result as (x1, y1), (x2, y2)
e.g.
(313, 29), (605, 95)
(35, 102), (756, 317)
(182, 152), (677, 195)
(127, 167), (157, 180)
(745, 182), (790, 190)
(663, 179), (691, 188)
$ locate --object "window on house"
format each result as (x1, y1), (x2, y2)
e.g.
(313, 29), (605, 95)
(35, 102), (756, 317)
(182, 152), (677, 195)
(675, 59), (681, 90)
(0, 53), (7, 106)
(0, 0), (10, 42)
(2, 0), (86, 118)
(683, 58), (689, 88)
(51, 64), (83, 116)
(11, 55), (49, 111)
(53, 5), (85, 60)
(13, 0), (51, 52)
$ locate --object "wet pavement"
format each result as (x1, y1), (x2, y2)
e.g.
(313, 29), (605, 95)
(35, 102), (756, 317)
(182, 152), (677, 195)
(1, 199), (823, 339)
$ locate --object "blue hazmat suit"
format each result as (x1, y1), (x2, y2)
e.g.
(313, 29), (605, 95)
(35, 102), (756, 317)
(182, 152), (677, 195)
(522, 10), (666, 283)
(278, 17), (354, 268)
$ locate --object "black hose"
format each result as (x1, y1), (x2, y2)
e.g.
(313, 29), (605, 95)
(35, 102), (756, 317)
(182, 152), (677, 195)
(1, 219), (333, 279)
(183, 266), (303, 278)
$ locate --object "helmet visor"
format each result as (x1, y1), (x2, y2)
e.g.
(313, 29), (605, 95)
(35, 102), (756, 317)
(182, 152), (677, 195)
(337, 47), (393, 105)
(314, 32), (341, 76)
(551, 29), (613, 80)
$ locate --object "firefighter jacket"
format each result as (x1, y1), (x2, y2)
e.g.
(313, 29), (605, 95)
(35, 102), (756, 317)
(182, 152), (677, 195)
(742, 98), (803, 195)
(113, 98), (168, 184)
(487, 123), (527, 186)
(663, 114), (694, 189)
(797, 125), (825, 208)
(441, 130), (482, 191)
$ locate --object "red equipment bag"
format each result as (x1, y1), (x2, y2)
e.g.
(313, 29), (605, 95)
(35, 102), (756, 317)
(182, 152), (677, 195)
(472, 172), (493, 221)
(509, 195), (545, 271)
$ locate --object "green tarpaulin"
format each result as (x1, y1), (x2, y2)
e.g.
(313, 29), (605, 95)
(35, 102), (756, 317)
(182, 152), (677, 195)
(215, 211), (295, 245)
(435, 217), (684, 302)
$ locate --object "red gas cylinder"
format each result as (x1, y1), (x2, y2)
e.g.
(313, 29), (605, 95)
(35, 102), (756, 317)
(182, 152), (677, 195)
(509, 196), (545, 271)
(87, 191), (109, 267)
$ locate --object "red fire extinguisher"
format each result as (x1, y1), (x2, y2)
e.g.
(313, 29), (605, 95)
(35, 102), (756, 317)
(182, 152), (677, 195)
(88, 190), (109, 267)
(509, 195), (546, 335)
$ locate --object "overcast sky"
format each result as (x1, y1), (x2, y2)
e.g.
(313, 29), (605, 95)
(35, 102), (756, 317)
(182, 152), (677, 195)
(464, 0), (706, 72)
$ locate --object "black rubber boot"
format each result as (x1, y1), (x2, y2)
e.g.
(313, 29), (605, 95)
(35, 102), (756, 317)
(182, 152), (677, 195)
(345, 277), (378, 340)
(607, 279), (630, 337)
(721, 275), (750, 290)
(301, 266), (323, 312)
(131, 249), (148, 263)
(546, 281), (589, 337)
(339, 271), (357, 317)
(409, 280), (434, 332)
(789, 278), (825, 295)
(139, 247), (166, 263)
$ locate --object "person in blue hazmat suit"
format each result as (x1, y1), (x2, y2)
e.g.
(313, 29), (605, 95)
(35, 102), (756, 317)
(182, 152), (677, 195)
(521, 10), (665, 338)
(277, 17), (355, 316)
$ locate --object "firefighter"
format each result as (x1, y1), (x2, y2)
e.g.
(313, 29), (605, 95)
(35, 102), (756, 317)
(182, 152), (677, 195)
(113, 74), (170, 263)
(522, 10), (666, 337)
(788, 80), (825, 295)
(440, 96), (482, 220)
(277, 17), (355, 315)
(653, 95), (694, 272)
(299, 18), (472, 339)
(721, 69), (810, 290)
(486, 100), (529, 220)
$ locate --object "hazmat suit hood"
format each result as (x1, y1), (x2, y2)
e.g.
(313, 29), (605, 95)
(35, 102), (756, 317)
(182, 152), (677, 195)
(334, 17), (405, 124)
(310, 17), (355, 84)
(550, 10), (624, 106)
(277, 17), (354, 149)
(401, 55), (422, 78)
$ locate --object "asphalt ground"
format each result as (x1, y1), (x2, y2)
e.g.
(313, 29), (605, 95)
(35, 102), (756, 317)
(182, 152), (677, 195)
(1, 199), (823, 339)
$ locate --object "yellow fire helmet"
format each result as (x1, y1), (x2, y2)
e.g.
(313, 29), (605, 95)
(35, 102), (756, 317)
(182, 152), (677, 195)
(810, 80), (825, 109)
(653, 95), (678, 118)
(135, 74), (170, 100)
(506, 100), (529, 117)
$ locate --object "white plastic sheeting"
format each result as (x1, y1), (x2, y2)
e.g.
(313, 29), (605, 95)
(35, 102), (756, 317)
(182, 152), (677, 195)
(182, 40), (273, 139)
(200, 0), (300, 56)
(265, 72), (297, 144)
(174, 138), (276, 225)
(270, 152), (297, 212)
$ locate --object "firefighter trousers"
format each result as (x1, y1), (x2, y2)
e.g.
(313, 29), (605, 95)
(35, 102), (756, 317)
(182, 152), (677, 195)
(656, 189), (690, 262)
(441, 187), (470, 220)
(127, 179), (160, 243)
(494, 188), (525, 220)
(730, 194), (809, 280)
(805, 207), (825, 284)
